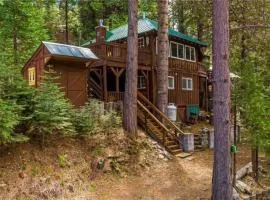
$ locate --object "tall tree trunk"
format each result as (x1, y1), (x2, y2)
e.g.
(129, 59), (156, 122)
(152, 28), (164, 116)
(12, 12), (18, 65)
(157, 0), (169, 113)
(251, 146), (259, 182)
(65, 0), (69, 44)
(212, 0), (232, 199)
(123, 0), (138, 137)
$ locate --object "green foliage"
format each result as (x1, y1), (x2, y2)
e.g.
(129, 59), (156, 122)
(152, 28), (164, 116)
(71, 99), (122, 136)
(0, 0), (49, 67)
(78, 0), (157, 43)
(229, 1), (270, 149)
(0, 62), (33, 144)
(29, 70), (74, 137)
(57, 153), (68, 168)
(0, 99), (20, 144)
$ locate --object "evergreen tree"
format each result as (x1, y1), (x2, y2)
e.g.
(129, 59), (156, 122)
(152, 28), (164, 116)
(0, 99), (21, 144)
(29, 70), (74, 145)
(0, 0), (49, 67)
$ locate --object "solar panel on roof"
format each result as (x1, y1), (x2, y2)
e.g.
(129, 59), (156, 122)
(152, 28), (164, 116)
(43, 41), (98, 60)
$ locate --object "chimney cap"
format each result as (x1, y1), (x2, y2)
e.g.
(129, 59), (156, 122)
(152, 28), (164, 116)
(99, 19), (104, 26)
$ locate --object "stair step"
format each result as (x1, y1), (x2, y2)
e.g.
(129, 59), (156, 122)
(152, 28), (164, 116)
(165, 141), (176, 146)
(167, 144), (180, 150)
(170, 149), (182, 155)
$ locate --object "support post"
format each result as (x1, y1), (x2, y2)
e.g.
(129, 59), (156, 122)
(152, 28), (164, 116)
(103, 65), (107, 101)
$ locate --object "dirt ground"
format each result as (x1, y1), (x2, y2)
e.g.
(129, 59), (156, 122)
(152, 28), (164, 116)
(0, 130), (269, 200)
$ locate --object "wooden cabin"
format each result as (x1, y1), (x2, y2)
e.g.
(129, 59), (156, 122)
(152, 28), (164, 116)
(23, 18), (209, 155)
(23, 17), (208, 122)
(84, 17), (208, 122)
(22, 42), (98, 106)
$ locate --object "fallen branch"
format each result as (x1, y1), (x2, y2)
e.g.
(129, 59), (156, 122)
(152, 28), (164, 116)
(236, 162), (252, 180)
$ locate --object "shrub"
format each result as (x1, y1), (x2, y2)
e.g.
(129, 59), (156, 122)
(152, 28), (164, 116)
(0, 99), (21, 144)
(0, 65), (34, 144)
(71, 99), (122, 136)
(29, 70), (74, 143)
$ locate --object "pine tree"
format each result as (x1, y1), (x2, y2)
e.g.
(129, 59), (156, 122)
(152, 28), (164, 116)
(157, 0), (169, 113)
(212, 0), (232, 198)
(0, 0), (49, 67)
(123, 0), (138, 136)
(29, 70), (74, 145)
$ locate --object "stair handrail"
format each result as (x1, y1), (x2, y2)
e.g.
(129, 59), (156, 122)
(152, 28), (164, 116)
(137, 92), (185, 136)
(137, 100), (169, 133)
(90, 77), (102, 90)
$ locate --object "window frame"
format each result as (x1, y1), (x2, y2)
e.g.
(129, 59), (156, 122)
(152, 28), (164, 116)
(138, 75), (146, 89)
(169, 41), (196, 62)
(28, 67), (36, 86)
(185, 45), (196, 62)
(182, 77), (193, 91)
(168, 76), (175, 90)
(138, 37), (145, 48)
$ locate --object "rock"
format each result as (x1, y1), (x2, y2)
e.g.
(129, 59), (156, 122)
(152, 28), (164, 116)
(18, 171), (26, 179)
(236, 162), (252, 180)
(185, 156), (195, 161)
(176, 152), (192, 158)
(0, 183), (7, 188)
(233, 187), (239, 200)
(235, 180), (252, 195)
(158, 154), (164, 159)
(103, 160), (112, 173)
(67, 184), (74, 193)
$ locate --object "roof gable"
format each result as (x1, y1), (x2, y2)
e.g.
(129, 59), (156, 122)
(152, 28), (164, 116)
(104, 18), (207, 47)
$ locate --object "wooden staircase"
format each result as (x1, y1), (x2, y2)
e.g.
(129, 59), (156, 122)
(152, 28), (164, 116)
(137, 92), (185, 155)
(89, 77), (102, 99)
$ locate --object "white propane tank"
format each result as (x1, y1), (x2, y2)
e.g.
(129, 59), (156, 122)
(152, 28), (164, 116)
(167, 103), (177, 122)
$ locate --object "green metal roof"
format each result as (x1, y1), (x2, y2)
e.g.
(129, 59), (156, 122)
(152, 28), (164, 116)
(83, 17), (207, 47)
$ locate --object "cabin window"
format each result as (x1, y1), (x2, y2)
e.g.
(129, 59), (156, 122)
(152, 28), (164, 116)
(170, 42), (178, 58)
(178, 44), (184, 59)
(168, 76), (175, 89)
(185, 46), (196, 61)
(28, 67), (36, 86)
(170, 42), (185, 59)
(138, 37), (145, 48)
(182, 77), (193, 91)
(138, 76), (146, 89)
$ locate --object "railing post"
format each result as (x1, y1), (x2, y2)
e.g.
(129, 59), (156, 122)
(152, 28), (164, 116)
(144, 112), (148, 133)
(163, 131), (165, 146)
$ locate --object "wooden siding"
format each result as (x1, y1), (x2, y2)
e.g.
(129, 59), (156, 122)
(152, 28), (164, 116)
(88, 35), (207, 121)
(23, 44), (89, 107)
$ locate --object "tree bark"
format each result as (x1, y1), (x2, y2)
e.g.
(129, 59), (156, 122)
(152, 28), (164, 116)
(212, 0), (232, 199)
(251, 146), (259, 182)
(65, 0), (68, 44)
(157, 0), (169, 113)
(123, 0), (138, 137)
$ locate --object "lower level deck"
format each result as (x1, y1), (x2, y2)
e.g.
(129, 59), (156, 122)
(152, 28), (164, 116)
(89, 64), (209, 122)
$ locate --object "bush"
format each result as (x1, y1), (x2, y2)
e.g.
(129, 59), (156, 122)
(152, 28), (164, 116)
(0, 99), (21, 144)
(71, 99), (122, 136)
(0, 65), (34, 144)
(29, 70), (74, 141)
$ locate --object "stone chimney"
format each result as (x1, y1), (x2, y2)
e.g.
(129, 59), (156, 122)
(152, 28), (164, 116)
(95, 19), (106, 43)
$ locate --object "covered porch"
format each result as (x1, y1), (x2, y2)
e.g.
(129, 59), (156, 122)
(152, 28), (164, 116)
(89, 66), (152, 102)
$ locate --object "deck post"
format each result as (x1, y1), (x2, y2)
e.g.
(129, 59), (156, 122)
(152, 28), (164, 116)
(103, 65), (107, 101)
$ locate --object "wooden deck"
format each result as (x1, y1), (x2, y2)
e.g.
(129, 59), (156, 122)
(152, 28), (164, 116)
(88, 42), (206, 74)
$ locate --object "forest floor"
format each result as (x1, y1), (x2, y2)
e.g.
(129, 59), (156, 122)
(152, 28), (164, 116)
(0, 129), (269, 200)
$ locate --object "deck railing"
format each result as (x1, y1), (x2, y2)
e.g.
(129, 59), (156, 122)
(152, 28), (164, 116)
(107, 91), (124, 102)
(89, 42), (152, 66)
(89, 42), (206, 74)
